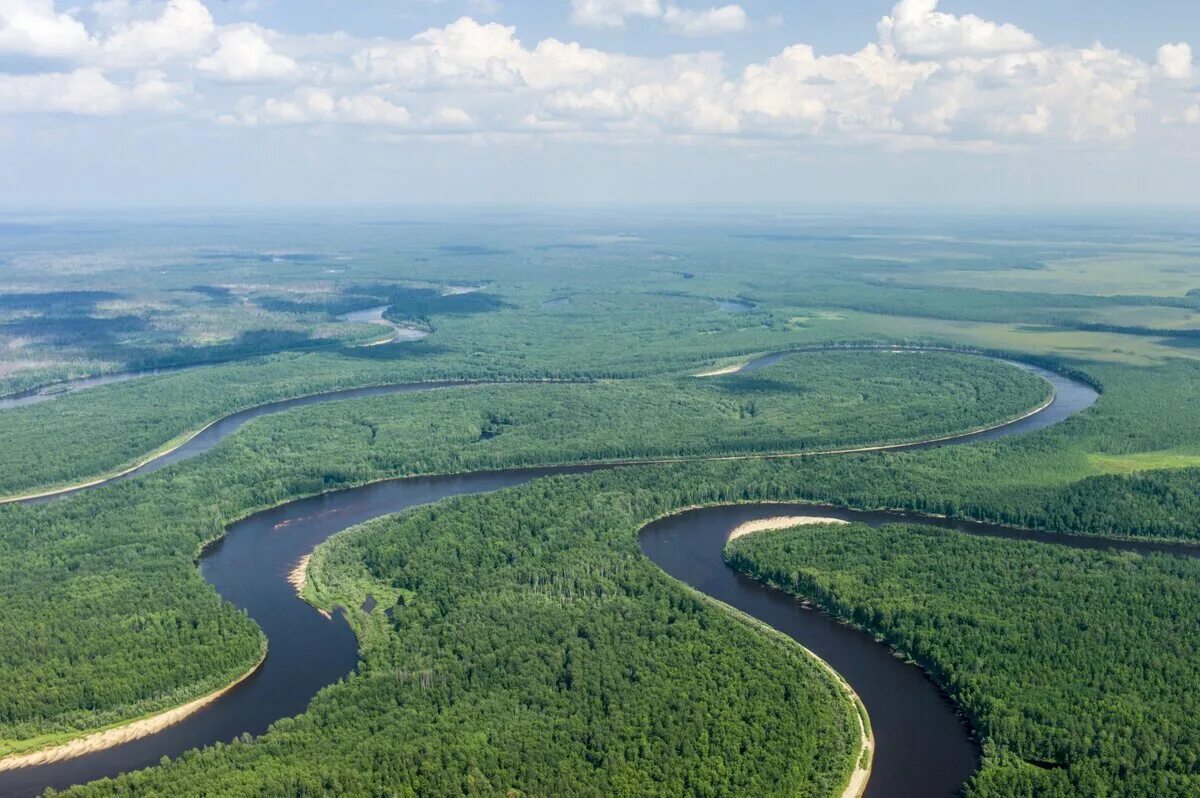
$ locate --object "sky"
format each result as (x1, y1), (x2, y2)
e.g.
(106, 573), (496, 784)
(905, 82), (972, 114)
(0, 0), (1198, 208)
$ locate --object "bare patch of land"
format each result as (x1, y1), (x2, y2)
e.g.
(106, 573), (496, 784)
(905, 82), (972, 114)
(288, 554), (332, 619)
(727, 516), (850, 542)
(693, 362), (746, 377)
(288, 554), (311, 593)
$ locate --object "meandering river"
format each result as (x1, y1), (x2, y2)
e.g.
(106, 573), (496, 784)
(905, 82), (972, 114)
(0, 353), (1129, 797)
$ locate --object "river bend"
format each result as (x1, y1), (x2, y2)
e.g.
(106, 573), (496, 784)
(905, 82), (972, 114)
(0, 354), (1123, 797)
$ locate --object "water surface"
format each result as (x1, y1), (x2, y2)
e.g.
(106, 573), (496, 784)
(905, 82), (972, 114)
(0, 354), (1114, 796)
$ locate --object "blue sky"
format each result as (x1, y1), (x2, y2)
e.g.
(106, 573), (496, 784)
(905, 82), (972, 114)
(226, 1), (1198, 65)
(1, 0), (1197, 207)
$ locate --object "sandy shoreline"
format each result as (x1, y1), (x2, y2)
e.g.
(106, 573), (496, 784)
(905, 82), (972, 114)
(0, 656), (265, 772)
(287, 554), (311, 593)
(0, 425), (210, 505)
(721, 514), (869, 797)
(0, 346), (1061, 788)
(287, 554), (331, 619)
(693, 363), (745, 377)
(727, 515), (850, 542)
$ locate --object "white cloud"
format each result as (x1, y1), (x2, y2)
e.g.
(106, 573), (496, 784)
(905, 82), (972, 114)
(0, 65), (179, 113)
(629, 61), (739, 133)
(544, 87), (629, 119)
(0, 67), (119, 113)
(234, 88), (411, 127)
(427, 106), (474, 127)
(100, 0), (214, 66)
(987, 104), (1051, 137)
(1156, 42), (1192, 80)
(570, 0), (661, 29)
(352, 17), (638, 93)
(0, 1), (1191, 154)
(337, 93), (411, 126)
(738, 44), (936, 135)
(878, 0), (1038, 59)
(353, 17), (525, 89)
(198, 25), (297, 81)
(662, 4), (747, 37)
(0, 0), (213, 64)
(0, 0), (92, 58)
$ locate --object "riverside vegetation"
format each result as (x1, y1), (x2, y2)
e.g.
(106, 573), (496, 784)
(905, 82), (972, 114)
(4, 208), (1200, 796)
(728, 522), (1200, 796)
(0, 350), (1044, 755)
(0, 350), (1048, 499)
(12, 351), (1200, 797)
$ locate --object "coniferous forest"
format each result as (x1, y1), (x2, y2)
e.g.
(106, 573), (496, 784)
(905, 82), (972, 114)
(2, 210), (1200, 798)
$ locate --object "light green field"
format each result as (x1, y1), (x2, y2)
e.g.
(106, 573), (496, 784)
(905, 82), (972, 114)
(1069, 304), (1200, 329)
(825, 309), (1200, 365)
(1087, 451), (1200, 474)
(883, 252), (1200, 297)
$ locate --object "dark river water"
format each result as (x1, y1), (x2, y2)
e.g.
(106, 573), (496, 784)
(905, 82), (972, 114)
(0, 353), (1132, 797)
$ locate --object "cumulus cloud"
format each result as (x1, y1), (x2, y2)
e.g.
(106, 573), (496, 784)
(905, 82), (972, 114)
(738, 43), (936, 135)
(0, 67), (120, 113)
(198, 26), (297, 81)
(878, 0), (1037, 59)
(0, 0), (92, 58)
(352, 17), (633, 92)
(0, 66), (181, 113)
(229, 88), (412, 128)
(427, 106), (474, 127)
(99, 0), (214, 66)
(570, 0), (661, 29)
(1157, 42), (1193, 79)
(0, 0), (214, 64)
(987, 104), (1051, 137)
(0, 0), (1192, 153)
(336, 94), (411, 126)
(353, 17), (526, 89)
(662, 4), (747, 37)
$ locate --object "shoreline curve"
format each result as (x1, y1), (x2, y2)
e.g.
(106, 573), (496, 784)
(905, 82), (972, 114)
(2, 346), (1055, 507)
(719, 515), (870, 797)
(0, 349), (1085, 792)
(0, 655), (266, 773)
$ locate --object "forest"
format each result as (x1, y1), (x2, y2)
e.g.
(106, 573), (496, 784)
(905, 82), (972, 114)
(0, 349), (1042, 751)
(727, 522), (1200, 796)
(3, 210), (1200, 797)
(0, 350), (1049, 499)
(55, 473), (865, 797)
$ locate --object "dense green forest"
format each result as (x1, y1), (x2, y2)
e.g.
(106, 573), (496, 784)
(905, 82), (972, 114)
(4, 349), (1200, 762)
(5, 209), (1199, 397)
(57, 474), (864, 797)
(4, 210), (1200, 796)
(0, 350), (1040, 751)
(0, 350), (1049, 498)
(727, 522), (1200, 796)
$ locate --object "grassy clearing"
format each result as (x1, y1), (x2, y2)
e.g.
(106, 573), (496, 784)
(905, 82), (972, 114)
(1087, 451), (1200, 474)
(885, 252), (1200, 297)
(832, 309), (1199, 365)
